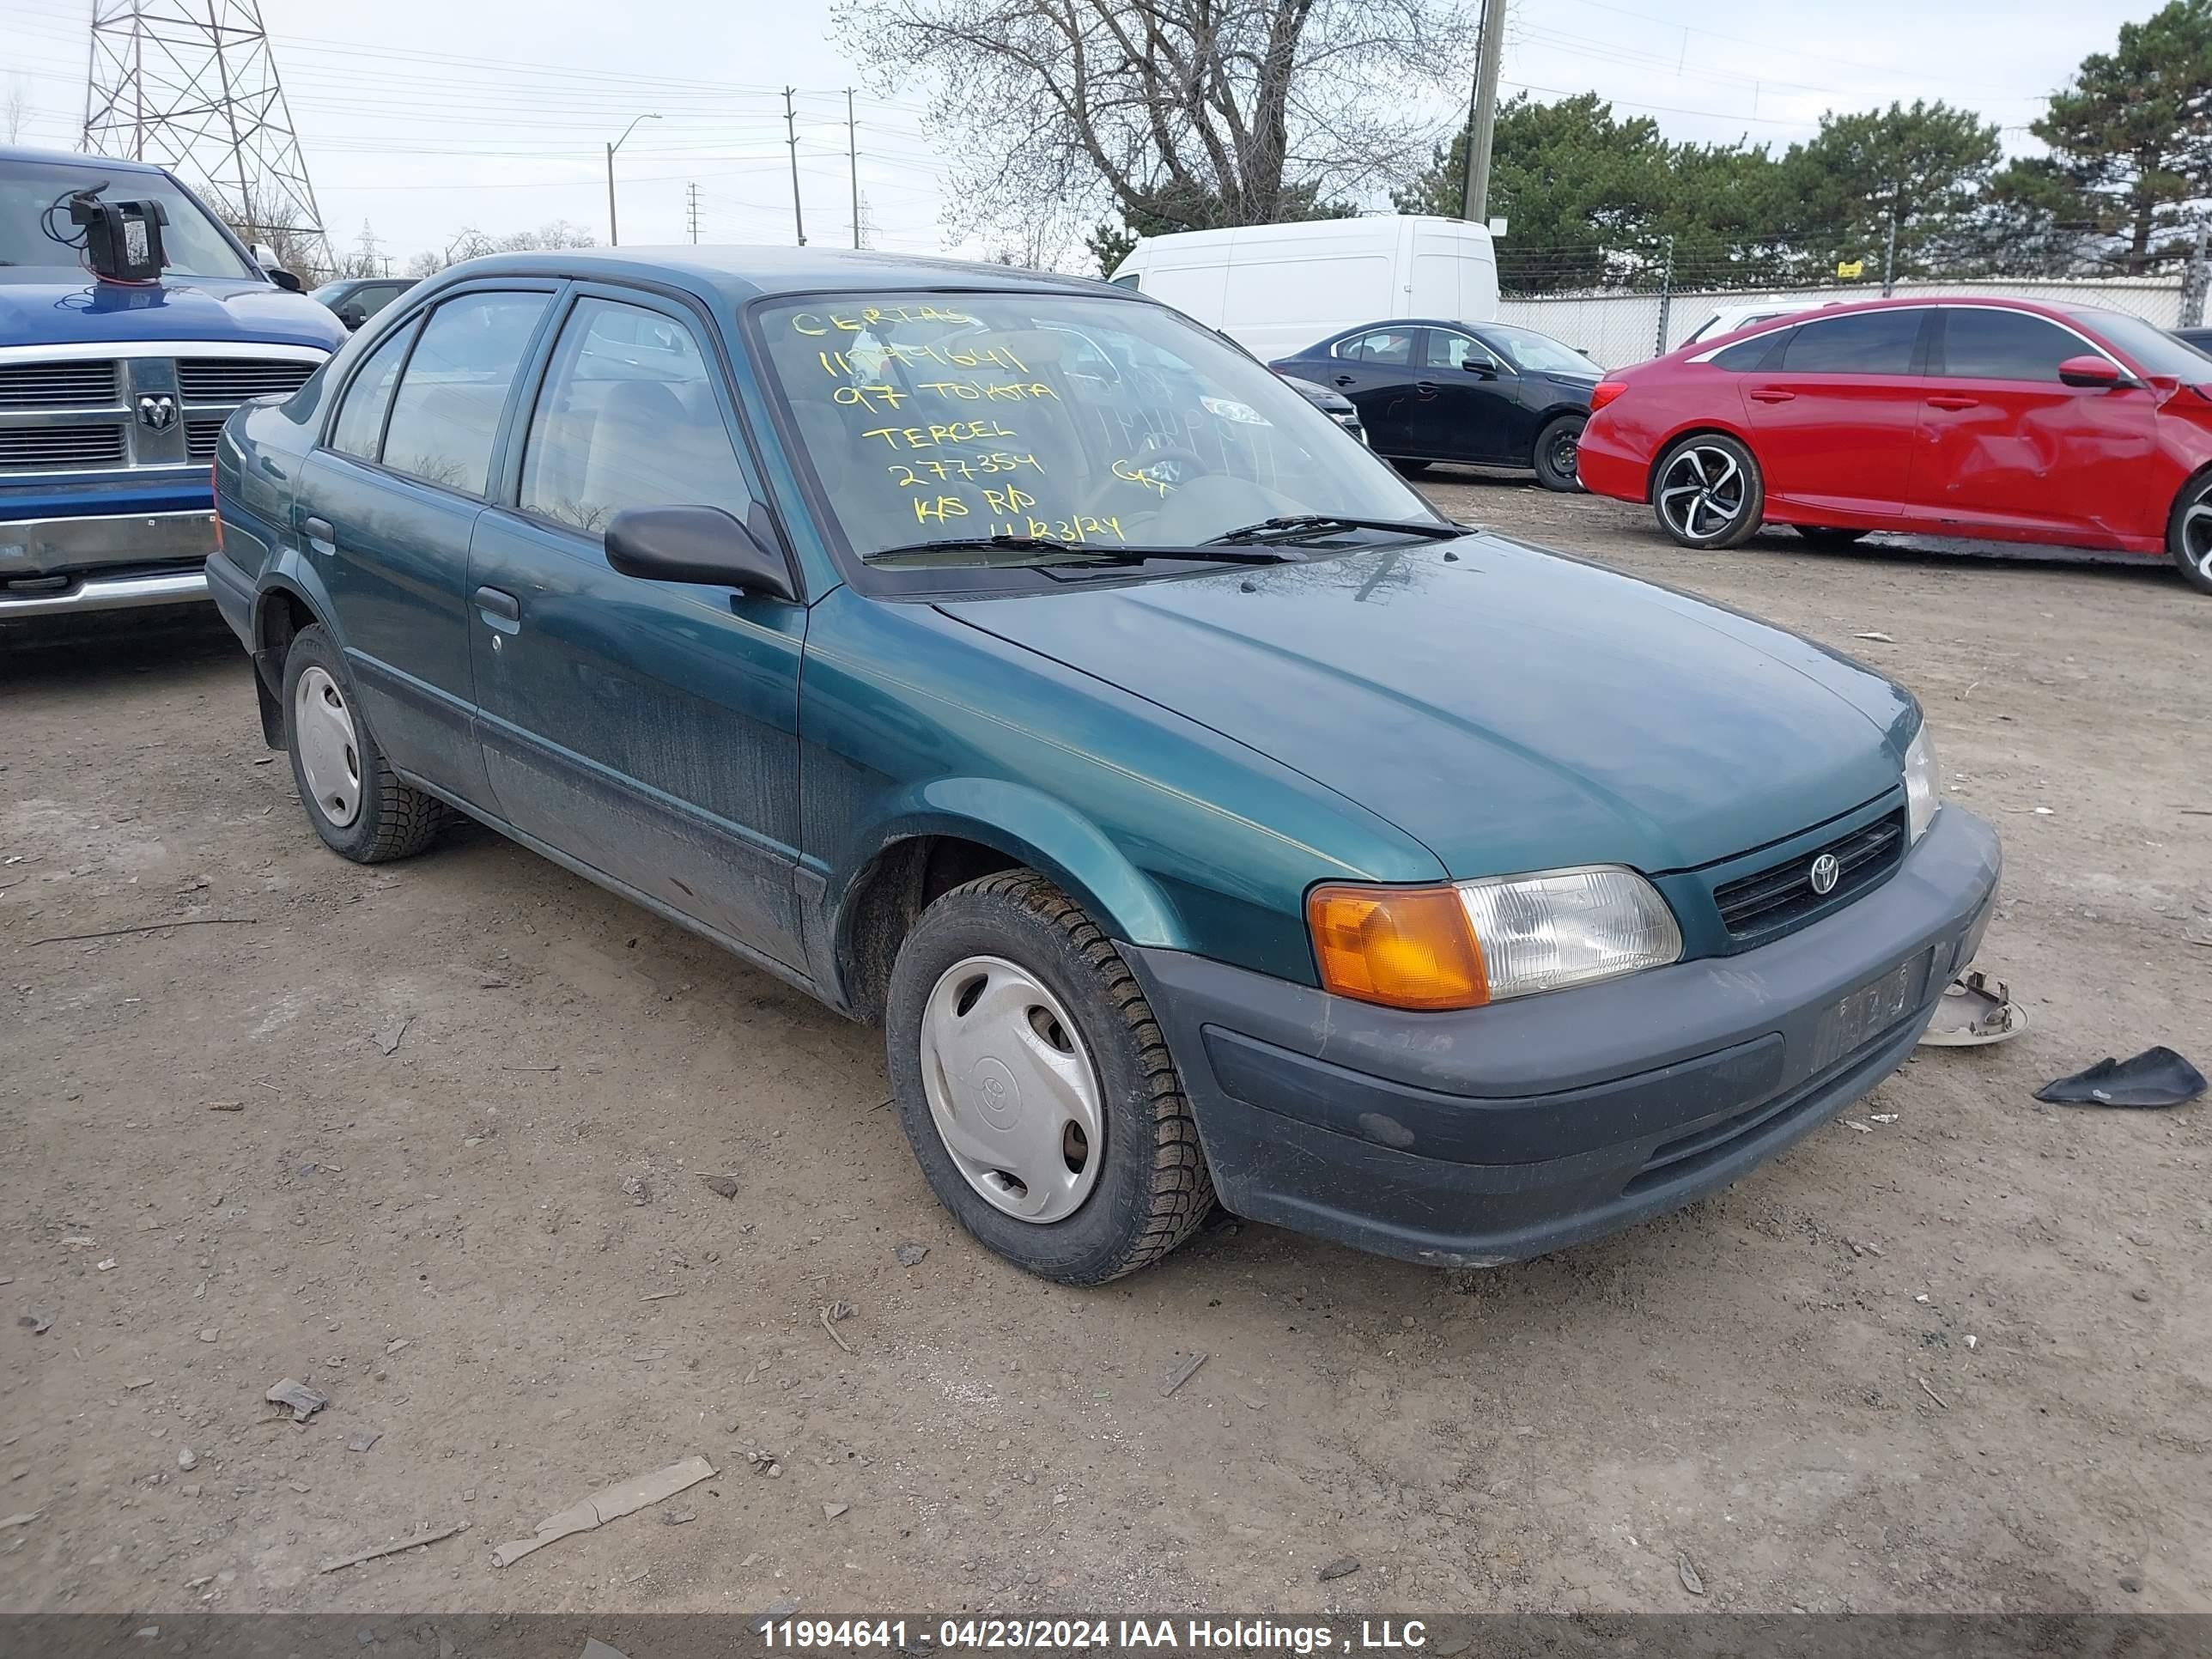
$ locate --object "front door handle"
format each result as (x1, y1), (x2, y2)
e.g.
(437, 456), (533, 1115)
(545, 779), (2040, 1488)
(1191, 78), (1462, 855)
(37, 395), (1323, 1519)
(301, 514), (336, 556)
(1415, 380), (1438, 394)
(1747, 388), (1796, 404)
(473, 585), (521, 634)
(1333, 374), (1356, 387)
(1926, 394), (1978, 410)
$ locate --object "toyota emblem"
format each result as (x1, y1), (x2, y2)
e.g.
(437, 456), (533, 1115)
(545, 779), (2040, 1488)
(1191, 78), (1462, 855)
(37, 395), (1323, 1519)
(137, 392), (177, 431)
(1809, 853), (1841, 895)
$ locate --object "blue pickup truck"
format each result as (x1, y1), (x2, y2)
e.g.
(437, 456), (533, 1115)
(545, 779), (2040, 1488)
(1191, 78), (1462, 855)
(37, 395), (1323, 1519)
(1, 145), (342, 620)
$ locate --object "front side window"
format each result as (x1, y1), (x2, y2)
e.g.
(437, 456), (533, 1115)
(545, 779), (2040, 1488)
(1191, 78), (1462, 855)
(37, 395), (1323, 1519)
(754, 289), (1440, 570)
(0, 157), (254, 279)
(518, 296), (754, 534)
(1425, 330), (1493, 371)
(328, 320), (416, 461)
(380, 290), (550, 496)
(356, 283), (405, 319)
(1778, 310), (1923, 376)
(1936, 309), (2084, 381)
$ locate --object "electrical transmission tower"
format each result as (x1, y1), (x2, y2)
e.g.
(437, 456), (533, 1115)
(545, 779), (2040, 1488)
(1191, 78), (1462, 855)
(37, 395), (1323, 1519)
(82, 0), (334, 276)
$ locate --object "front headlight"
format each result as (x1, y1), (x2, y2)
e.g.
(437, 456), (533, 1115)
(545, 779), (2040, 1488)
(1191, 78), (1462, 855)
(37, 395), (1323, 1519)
(1308, 866), (1682, 1011)
(1904, 724), (1941, 842)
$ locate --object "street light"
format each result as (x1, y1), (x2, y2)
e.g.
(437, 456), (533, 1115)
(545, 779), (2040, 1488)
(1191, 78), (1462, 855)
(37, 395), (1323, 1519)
(605, 113), (661, 246)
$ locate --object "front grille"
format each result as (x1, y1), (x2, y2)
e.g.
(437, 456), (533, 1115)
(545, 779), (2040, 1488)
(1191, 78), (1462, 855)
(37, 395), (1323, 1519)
(0, 361), (119, 409)
(1712, 808), (1907, 940)
(0, 423), (127, 469)
(185, 416), (227, 459)
(176, 357), (315, 403)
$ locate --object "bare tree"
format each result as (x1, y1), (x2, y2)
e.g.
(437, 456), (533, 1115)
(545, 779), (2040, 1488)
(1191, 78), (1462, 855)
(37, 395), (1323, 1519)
(207, 186), (332, 280)
(4, 81), (27, 145)
(834, 0), (1475, 242)
(403, 218), (599, 278)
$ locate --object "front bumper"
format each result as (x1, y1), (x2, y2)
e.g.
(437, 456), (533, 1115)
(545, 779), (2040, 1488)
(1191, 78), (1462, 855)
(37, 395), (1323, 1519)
(1126, 805), (2001, 1268)
(0, 508), (218, 617)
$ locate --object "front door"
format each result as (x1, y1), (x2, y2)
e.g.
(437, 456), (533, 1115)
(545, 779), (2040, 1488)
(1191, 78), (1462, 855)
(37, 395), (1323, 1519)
(299, 285), (556, 804)
(1913, 306), (2161, 541)
(1739, 307), (1931, 519)
(466, 289), (809, 967)
(1411, 327), (1512, 463)
(1323, 326), (1421, 456)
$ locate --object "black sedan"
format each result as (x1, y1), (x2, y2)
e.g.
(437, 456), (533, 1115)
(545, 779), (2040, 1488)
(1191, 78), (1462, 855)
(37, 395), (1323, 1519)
(1270, 319), (1601, 491)
(307, 275), (418, 331)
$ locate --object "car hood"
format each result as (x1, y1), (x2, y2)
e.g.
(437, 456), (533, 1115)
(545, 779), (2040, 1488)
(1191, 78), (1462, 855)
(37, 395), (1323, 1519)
(0, 268), (343, 351)
(938, 535), (1916, 878)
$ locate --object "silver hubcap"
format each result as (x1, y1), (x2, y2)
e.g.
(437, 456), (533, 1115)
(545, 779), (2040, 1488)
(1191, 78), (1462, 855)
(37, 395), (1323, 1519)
(1657, 445), (1747, 539)
(2183, 501), (2212, 581)
(918, 956), (1103, 1224)
(293, 665), (362, 829)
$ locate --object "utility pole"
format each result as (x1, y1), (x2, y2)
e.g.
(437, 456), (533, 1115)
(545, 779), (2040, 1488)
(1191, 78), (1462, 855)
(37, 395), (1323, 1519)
(605, 112), (659, 247)
(686, 182), (700, 245)
(845, 88), (860, 250)
(1654, 235), (1676, 358)
(783, 86), (807, 247)
(1881, 208), (1898, 298)
(1462, 0), (1504, 222)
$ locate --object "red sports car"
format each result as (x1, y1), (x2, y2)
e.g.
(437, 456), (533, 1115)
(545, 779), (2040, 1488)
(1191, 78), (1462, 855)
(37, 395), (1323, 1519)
(1577, 295), (2212, 594)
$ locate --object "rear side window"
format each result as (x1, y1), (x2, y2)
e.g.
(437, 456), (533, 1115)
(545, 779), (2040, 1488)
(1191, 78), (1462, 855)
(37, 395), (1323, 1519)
(1936, 309), (2083, 382)
(1710, 331), (1788, 370)
(1339, 328), (1413, 365)
(328, 321), (414, 462)
(518, 296), (754, 535)
(1778, 310), (1923, 375)
(380, 291), (551, 496)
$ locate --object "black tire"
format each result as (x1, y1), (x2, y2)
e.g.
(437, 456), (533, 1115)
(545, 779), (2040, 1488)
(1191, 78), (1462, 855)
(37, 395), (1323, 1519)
(1533, 413), (1586, 492)
(1389, 458), (1431, 477)
(1796, 526), (1869, 550)
(2166, 471), (2212, 595)
(280, 623), (445, 864)
(884, 871), (1214, 1285)
(1650, 432), (1764, 549)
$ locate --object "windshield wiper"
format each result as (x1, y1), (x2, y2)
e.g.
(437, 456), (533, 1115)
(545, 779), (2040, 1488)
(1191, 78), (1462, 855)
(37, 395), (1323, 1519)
(1203, 514), (1469, 546)
(870, 534), (1297, 566)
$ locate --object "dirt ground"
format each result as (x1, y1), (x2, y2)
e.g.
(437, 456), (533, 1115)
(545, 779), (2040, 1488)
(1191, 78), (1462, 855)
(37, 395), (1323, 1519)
(3, 477), (2209, 1620)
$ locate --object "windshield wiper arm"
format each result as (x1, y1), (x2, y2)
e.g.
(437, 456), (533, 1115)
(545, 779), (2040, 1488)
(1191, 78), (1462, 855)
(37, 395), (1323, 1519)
(870, 534), (1296, 566)
(1202, 514), (1469, 545)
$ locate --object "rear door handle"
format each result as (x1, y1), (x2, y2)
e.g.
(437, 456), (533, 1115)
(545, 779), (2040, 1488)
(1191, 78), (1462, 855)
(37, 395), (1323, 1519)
(1747, 388), (1796, 404)
(301, 514), (335, 556)
(1926, 394), (1978, 410)
(473, 585), (521, 634)
(1333, 374), (1355, 387)
(1415, 380), (1438, 393)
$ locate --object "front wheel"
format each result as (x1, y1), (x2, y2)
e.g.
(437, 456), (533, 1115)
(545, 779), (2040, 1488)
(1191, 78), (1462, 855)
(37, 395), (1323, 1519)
(884, 871), (1215, 1284)
(1533, 413), (1585, 492)
(1652, 434), (1764, 549)
(2166, 471), (2212, 595)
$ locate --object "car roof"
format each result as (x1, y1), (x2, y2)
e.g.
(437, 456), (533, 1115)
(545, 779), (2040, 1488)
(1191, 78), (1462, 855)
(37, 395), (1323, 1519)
(1675, 291), (2123, 358)
(1, 144), (168, 176)
(442, 245), (1125, 307)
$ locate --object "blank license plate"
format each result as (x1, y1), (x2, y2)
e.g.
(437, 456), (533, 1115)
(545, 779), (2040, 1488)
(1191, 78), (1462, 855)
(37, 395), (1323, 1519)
(1808, 950), (1932, 1073)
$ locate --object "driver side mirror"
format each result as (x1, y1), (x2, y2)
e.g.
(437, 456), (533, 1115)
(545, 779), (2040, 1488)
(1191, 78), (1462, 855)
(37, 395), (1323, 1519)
(605, 505), (795, 600)
(2057, 354), (2130, 389)
(1462, 357), (1499, 379)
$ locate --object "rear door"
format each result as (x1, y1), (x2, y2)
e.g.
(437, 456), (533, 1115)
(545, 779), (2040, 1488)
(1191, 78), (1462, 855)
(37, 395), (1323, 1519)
(465, 287), (808, 966)
(1914, 306), (2160, 540)
(296, 283), (556, 804)
(1738, 307), (1931, 517)
(1323, 327), (1420, 455)
(1408, 327), (1512, 462)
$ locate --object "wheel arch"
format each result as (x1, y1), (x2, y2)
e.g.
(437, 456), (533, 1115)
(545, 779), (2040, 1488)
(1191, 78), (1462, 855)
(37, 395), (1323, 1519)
(826, 784), (1188, 1023)
(246, 574), (335, 748)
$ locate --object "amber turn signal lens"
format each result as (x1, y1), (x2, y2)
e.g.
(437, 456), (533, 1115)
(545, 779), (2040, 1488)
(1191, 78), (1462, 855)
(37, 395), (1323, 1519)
(1589, 380), (1627, 411)
(1307, 884), (1490, 1012)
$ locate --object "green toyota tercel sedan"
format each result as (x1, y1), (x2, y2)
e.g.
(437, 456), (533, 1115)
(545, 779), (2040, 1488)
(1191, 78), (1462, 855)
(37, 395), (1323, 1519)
(208, 248), (2000, 1283)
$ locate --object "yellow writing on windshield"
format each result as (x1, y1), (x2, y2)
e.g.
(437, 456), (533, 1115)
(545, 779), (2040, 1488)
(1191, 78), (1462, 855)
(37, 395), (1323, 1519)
(791, 304), (977, 336)
(1110, 458), (1174, 498)
(911, 379), (1060, 403)
(860, 420), (1020, 451)
(889, 453), (1045, 488)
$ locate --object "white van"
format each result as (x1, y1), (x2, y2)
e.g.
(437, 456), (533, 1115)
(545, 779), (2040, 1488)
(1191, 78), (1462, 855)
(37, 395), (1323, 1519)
(1109, 216), (1498, 361)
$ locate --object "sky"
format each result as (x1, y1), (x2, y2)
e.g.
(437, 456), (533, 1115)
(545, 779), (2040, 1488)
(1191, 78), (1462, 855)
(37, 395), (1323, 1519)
(0, 0), (2160, 274)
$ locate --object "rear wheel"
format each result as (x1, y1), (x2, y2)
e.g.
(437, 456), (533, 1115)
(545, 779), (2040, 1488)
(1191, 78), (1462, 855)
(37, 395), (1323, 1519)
(2166, 471), (2212, 595)
(1533, 413), (1586, 492)
(884, 871), (1214, 1285)
(1796, 526), (1869, 550)
(1652, 434), (1763, 549)
(281, 624), (445, 863)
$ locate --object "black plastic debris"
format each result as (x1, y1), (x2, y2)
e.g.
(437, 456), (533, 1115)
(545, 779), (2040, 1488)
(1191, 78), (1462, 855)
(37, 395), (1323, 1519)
(2035, 1047), (2206, 1109)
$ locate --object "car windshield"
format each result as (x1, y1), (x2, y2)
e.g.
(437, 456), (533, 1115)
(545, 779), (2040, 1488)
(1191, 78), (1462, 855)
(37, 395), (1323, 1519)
(753, 290), (1443, 567)
(2075, 308), (2212, 383)
(0, 157), (256, 279)
(1482, 324), (1601, 378)
(308, 280), (349, 302)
